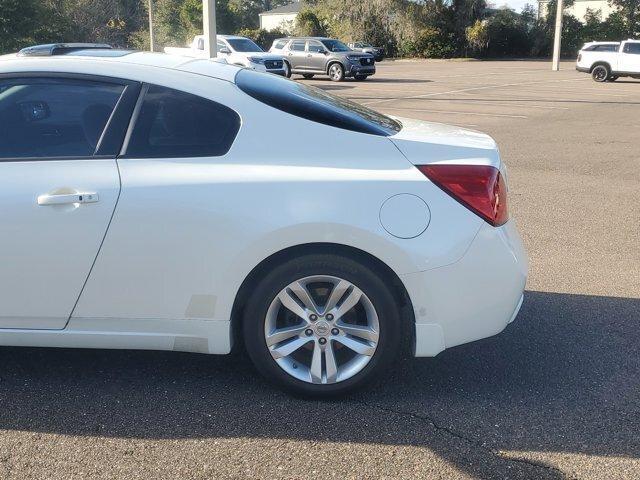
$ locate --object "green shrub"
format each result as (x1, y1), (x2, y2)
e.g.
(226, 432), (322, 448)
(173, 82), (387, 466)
(234, 28), (287, 50)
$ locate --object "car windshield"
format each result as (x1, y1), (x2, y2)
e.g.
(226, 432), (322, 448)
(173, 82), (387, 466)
(226, 39), (263, 53)
(321, 39), (351, 52)
(236, 69), (402, 136)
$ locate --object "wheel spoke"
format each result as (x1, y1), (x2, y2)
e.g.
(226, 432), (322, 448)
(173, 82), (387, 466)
(266, 324), (307, 347)
(324, 280), (350, 313)
(278, 287), (311, 321)
(288, 281), (319, 313)
(333, 286), (363, 320)
(270, 336), (311, 359)
(335, 336), (375, 356)
(309, 342), (322, 384)
(337, 322), (378, 342)
(324, 341), (338, 383)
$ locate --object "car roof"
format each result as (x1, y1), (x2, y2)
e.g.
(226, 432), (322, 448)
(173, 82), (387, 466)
(0, 50), (240, 83)
(284, 37), (334, 41)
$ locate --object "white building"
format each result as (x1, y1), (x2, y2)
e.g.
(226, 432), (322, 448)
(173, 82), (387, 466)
(259, 1), (301, 34)
(538, 0), (618, 22)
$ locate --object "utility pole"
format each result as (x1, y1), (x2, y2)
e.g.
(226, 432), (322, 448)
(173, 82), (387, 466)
(148, 0), (155, 52)
(203, 0), (218, 58)
(551, 0), (564, 71)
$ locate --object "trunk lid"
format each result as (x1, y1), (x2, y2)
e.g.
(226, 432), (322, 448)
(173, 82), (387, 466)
(389, 116), (501, 169)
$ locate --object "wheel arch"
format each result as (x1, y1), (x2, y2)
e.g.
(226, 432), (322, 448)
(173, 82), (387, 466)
(230, 242), (415, 354)
(590, 61), (611, 73)
(326, 60), (345, 75)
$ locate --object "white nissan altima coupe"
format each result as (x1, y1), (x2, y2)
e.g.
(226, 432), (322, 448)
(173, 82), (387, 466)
(0, 44), (527, 396)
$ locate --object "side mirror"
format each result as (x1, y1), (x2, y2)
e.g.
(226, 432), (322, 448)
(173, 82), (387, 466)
(219, 47), (231, 54)
(321, 49), (328, 55)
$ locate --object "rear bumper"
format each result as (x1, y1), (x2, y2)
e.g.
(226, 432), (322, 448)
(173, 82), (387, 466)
(576, 65), (590, 73)
(401, 220), (528, 357)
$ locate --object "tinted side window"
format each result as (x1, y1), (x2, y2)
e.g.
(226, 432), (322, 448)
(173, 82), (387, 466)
(291, 41), (305, 52)
(0, 78), (123, 159)
(274, 40), (287, 49)
(624, 43), (640, 54)
(308, 42), (324, 53)
(593, 44), (618, 52)
(236, 69), (401, 136)
(126, 85), (240, 158)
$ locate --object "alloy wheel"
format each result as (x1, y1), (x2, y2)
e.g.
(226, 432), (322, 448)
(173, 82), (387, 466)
(592, 66), (608, 82)
(329, 64), (343, 81)
(264, 275), (379, 385)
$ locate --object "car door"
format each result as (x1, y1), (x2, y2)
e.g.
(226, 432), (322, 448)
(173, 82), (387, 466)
(307, 40), (328, 72)
(287, 40), (307, 70)
(619, 42), (640, 73)
(0, 75), (139, 329)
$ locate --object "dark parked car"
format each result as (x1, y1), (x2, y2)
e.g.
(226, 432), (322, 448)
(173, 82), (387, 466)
(348, 42), (385, 62)
(270, 37), (375, 81)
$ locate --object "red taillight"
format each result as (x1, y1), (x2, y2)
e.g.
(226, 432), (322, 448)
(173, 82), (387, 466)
(417, 164), (509, 227)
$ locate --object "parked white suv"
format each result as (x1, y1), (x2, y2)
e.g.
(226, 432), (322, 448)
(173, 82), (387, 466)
(576, 40), (640, 82)
(165, 35), (286, 76)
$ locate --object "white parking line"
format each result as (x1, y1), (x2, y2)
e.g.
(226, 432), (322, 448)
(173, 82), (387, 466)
(498, 88), (631, 97)
(362, 77), (590, 106)
(381, 107), (528, 119)
(373, 69), (541, 79)
(422, 100), (570, 110)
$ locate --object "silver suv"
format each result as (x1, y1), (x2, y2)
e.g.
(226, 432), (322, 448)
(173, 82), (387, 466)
(270, 37), (376, 81)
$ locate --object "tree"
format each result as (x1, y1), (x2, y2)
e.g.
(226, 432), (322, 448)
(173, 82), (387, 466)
(601, 11), (629, 39)
(229, 0), (291, 30)
(608, 0), (640, 36)
(466, 19), (489, 55)
(0, 0), (42, 52)
(294, 8), (326, 36)
(485, 9), (531, 57)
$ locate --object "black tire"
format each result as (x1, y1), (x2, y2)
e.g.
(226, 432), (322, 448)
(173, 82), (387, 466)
(354, 74), (368, 81)
(592, 64), (610, 82)
(242, 253), (402, 397)
(302, 73), (314, 79)
(283, 61), (292, 78)
(328, 63), (345, 82)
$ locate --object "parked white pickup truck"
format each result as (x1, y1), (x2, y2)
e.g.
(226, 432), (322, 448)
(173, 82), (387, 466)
(165, 35), (287, 76)
(576, 39), (640, 82)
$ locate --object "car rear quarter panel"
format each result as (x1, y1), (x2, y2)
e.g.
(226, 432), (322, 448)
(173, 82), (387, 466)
(73, 78), (484, 333)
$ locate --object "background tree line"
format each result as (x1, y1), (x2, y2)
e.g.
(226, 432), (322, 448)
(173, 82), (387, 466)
(0, 0), (638, 57)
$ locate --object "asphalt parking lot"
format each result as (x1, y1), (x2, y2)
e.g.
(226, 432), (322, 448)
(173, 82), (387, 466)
(1, 60), (638, 479)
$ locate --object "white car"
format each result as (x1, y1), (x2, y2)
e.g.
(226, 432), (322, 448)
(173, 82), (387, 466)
(0, 45), (527, 396)
(165, 35), (287, 76)
(576, 39), (640, 82)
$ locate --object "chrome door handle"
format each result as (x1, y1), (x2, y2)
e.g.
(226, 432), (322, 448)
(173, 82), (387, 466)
(37, 192), (99, 206)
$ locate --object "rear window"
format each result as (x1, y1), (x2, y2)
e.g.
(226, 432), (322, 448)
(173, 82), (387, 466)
(236, 69), (401, 136)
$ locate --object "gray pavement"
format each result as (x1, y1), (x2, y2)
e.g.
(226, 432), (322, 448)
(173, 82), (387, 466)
(1, 60), (638, 479)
